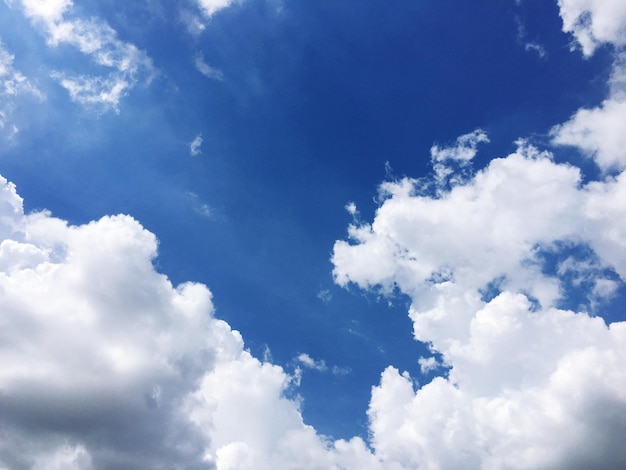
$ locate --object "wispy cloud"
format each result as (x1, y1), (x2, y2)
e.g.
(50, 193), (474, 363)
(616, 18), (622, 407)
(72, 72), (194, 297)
(186, 191), (213, 218)
(190, 133), (203, 156)
(13, 0), (154, 111)
(0, 40), (43, 137)
(297, 353), (327, 372)
(194, 53), (224, 81)
(515, 15), (548, 59)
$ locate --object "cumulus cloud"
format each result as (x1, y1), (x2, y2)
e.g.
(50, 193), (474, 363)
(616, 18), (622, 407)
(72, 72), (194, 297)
(332, 132), (626, 468)
(557, 0), (626, 56)
(552, 98), (626, 172)
(12, 0), (154, 111)
(0, 174), (379, 469)
(552, 3), (626, 172)
(551, 53), (626, 172)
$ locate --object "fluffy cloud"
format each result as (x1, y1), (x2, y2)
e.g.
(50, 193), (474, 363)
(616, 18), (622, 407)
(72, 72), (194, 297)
(552, 2), (626, 171)
(12, 0), (154, 111)
(557, 0), (626, 56)
(0, 175), (376, 469)
(332, 136), (626, 468)
(329, 4), (626, 466)
(551, 54), (626, 172)
(197, 0), (241, 19)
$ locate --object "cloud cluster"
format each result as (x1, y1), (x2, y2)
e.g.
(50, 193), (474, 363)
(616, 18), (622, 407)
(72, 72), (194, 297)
(2, 1), (626, 469)
(330, 4), (626, 464)
(333, 138), (626, 468)
(0, 175), (380, 469)
(11, 0), (154, 111)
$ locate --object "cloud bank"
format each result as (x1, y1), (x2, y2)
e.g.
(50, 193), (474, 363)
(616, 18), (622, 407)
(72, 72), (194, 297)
(0, 175), (377, 470)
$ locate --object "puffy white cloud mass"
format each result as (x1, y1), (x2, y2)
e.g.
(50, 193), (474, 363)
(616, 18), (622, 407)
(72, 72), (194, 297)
(552, 2), (626, 172)
(558, 0), (626, 56)
(332, 135), (626, 468)
(11, 0), (154, 111)
(552, 52), (626, 172)
(0, 175), (377, 469)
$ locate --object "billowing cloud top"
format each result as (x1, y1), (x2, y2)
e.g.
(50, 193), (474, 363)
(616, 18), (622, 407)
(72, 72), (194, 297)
(0, 175), (378, 469)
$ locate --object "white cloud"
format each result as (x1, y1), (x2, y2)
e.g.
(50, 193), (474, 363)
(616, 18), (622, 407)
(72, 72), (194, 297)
(551, 94), (626, 172)
(187, 191), (214, 218)
(195, 53), (224, 81)
(524, 41), (547, 58)
(332, 134), (626, 468)
(197, 0), (241, 19)
(417, 356), (440, 374)
(557, 0), (626, 56)
(0, 40), (43, 137)
(53, 73), (131, 112)
(515, 15), (548, 59)
(180, 9), (207, 36)
(0, 173), (379, 470)
(190, 133), (204, 156)
(317, 288), (332, 303)
(551, 3), (626, 173)
(297, 353), (327, 372)
(430, 129), (489, 190)
(12, 0), (154, 111)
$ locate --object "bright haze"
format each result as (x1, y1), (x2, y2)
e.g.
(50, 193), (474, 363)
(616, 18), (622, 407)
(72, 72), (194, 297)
(1, 0), (626, 468)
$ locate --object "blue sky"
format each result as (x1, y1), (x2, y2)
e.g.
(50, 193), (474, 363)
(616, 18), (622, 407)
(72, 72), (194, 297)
(1, 0), (626, 468)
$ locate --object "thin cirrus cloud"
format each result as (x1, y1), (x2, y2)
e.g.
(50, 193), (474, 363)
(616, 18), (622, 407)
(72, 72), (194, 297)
(195, 53), (224, 81)
(11, 0), (154, 111)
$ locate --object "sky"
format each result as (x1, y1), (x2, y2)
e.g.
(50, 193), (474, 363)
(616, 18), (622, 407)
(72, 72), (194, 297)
(0, 0), (626, 468)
